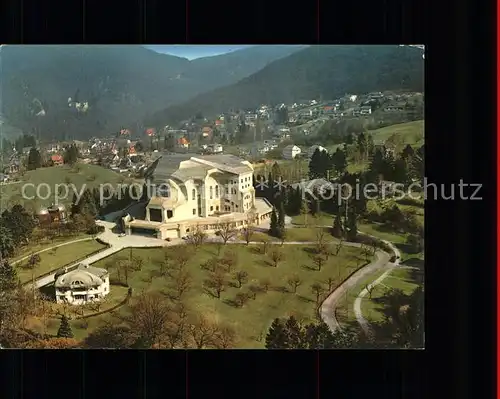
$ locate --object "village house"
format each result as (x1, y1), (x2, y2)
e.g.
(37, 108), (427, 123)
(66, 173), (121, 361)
(51, 154), (64, 166)
(282, 145), (302, 160)
(54, 263), (110, 305)
(308, 145), (328, 159)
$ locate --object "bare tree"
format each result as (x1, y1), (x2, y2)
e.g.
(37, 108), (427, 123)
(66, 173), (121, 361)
(311, 283), (326, 305)
(326, 277), (336, 292)
(164, 301), (190, 348)
(201, 257), (218, 273)
(365, 284), (375, 299)
(280, 230), (287, 247)
(312, 254), (326, 271)
(259, 278), (271, 293)
(172, 270), (192, 300)
(335, 239), (344, 256)
(204, 268), (226, 299)
(216, 220), (237, 244)
(287, 274), (302, 293)
(126, 292), (171, 346)
(234, 292), (249, 308)
(233, 270), (248, 288)
(188, 314), (219, 349)
(315, 228), (327, 254)
(220, 250), (238, 273)
(248, 285), (261, 300)
(261, 238), (270, 254)
(242, 226), (255, 246)
(269, 248), (284, 267)
(186, 225), (207, 248)
(214, 325), (237, 349)
(361, 245), (372, 262)
(175, 247), (193, 270)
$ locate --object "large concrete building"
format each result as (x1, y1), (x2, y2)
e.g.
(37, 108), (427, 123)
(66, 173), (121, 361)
(123, 154), (273, 239)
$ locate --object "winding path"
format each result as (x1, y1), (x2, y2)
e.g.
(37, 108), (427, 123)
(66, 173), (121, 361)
(352, 241), (401, 336)
(22, 215), (405, 335)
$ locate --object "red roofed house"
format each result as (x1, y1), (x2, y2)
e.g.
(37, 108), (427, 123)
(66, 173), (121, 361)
(215, 120), (223, 126)
(177, 137), (190, 149)
(51, 154), (64, 166)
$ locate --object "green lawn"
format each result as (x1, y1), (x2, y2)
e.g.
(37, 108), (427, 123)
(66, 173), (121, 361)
(360, 267), (422, 323)
(91, 244), (366, 348)
(0, 163), (126, 211)
(16, 239), (107, 283)
(335, 268), (389, 324)
(30, 285), (130, 341)
(368, 120), (424, 147)
(291, 212), (333, 227)
(11, 232), (91, 263)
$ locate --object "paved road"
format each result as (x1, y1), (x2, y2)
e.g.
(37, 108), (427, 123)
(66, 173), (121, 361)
(353, 241), (401, 335)
(27, 221), (176, 289)
(319, 232), (401, 334)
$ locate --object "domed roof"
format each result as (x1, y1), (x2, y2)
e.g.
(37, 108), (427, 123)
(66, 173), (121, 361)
(54, 264), (108, 288)
(37, 207), (49, 215)
(49, 203), (66, 211)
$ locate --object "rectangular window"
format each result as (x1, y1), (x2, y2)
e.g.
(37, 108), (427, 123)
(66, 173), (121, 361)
(193, 209), (196, 215)
(210, 206), (213, 211)
(216, 206), (219, 211)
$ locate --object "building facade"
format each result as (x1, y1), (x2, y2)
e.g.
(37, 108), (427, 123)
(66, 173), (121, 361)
(124, 154), (272, 239)
(54, 264), (110, 305)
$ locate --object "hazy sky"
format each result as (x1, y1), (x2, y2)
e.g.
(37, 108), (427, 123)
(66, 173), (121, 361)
(144, 45), (253, 60)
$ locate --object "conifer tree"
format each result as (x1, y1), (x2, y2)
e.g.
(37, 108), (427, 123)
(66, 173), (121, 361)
(332, 213), (344, 238)
(57, 315), (74, 338)
(300, 197), (309, 226)
(345, 210), (358, 241)
(283, 316), (305, 349)
(0, 259), (19, 291)
(265, 318), (287, 349)
(278, 200), (286, 231)
(269, 208), (280, 237)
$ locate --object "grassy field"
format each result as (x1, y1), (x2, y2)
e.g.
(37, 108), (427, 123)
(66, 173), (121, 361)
(291, 212), (333, 227)
(335, 268), (388, 324)
(11, 232), (91, 263)
(368, 120), (424, 147)
(16, 239), (107, 283)
(360, 267), (422, 323)
(28, 285), (130, 341)
(240, 227), (331, 243)
(90, 243), (366, 348)
(0, 163), (127, 211)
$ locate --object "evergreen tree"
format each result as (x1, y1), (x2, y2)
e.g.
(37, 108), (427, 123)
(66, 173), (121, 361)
(300, 197), (309, 226)
(57, 315), (74, 338)
(0, 225), (15, 259)
(367, 147), (385, 183)
(345, 209), (358, 241)
(332, 213), (344, 238)
(63, 144), (79, 165)
(283, 316), (305, 349)
(332, 147), (347, 176)
(271, 162), (282, 182)
(27, 148), (42, 170)
(278, 200), (286, 231)
(393, 158), (410, 186)
(269, 207), (280, 237)
(401, 144), (415, 161)
(265, 318), (287, 349)
(0, 259), (19, 291)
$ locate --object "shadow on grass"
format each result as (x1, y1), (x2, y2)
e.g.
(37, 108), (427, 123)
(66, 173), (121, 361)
(301, 264), (318, 272)
(297, 295), (314, 303)
(272, 285), (289, 293)
(302, 247), (319, 255)
(222, 298), (243, 308)
(39, 284), (54, 298)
